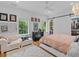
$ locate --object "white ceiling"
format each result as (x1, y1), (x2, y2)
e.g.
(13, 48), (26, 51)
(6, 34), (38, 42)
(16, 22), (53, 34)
(0, 1), (79, 17)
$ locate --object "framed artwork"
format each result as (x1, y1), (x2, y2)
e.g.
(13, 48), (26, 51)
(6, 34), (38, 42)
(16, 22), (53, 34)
(71, 17), (79, 36)
(31, 17), (34, 22)
(50, 20), (53, 34)
(1, 25), (8, 32)
(9, 14), (16, 22)
(35, 18), (37, 22)
(0, 13), (8, 21)
(38, 18), (40, 22)
(33, 23), (38, 31)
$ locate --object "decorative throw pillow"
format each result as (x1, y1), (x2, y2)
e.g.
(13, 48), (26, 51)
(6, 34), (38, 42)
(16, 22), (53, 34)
(21, 37), (28, 41)
(0, 36), (10, 44)
(0, 38), (8, 45)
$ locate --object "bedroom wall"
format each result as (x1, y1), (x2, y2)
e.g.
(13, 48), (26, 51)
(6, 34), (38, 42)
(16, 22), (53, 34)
(0, 2), (46, 35)
(1, 2), (72, 35)
(53, 16), (71, 35)
(0, 3), (18, 35)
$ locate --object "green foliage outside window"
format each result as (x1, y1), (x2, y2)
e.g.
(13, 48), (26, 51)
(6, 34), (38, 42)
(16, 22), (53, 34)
(19, 19), (28, 34)
(40, 21), (46, 31)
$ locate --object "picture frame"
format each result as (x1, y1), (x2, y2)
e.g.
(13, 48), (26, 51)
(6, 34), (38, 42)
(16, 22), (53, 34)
(9, 14), (16, 22)
(33, 23), (38, 31)
(71, 18), (79, 36)
(38, 18), (40, 22)
(1, 25), (8, 32)
(31, 17), (40, 22)
(35, 18), (37, 22)
(31, 17), (34, 22)
(0, 13), (8, 21)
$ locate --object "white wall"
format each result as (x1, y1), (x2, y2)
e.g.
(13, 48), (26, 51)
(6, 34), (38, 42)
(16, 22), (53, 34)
(0, 2), (72, 35)
(53, 16), (71, 35)
(0, 2), (46, 35)
(0, 3), (18, 35)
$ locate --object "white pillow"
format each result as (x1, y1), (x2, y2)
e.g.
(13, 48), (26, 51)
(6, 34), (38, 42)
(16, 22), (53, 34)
(28, 38), (32, 40)
(0, 38), (8, 45)
(10, 38), (22, 45)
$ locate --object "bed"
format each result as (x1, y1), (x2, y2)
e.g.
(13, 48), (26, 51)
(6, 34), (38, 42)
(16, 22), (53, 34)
(40, 34), (76, 54)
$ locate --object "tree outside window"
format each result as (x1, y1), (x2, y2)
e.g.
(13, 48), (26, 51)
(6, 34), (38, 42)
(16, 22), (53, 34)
(40, 21), (46, 32)
(19, 19), (28, 34)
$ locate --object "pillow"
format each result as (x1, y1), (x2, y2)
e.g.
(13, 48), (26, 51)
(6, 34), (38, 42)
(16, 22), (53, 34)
(10, 38), (22, 45)
(0, 36), (11, 44)
(0, 38), (8, 45)
(4, 35), (18, 42)
(21, 37), (28, 41)
(0, 36), (7, 39)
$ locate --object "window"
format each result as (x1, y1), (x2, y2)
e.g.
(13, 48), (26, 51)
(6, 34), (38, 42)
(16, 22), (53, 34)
(33, 23), (38, 31)
(40, 21), (46, 31)
(19, 19), (28, 34)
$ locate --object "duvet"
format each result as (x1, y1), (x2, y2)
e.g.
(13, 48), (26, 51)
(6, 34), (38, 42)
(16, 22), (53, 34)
(40, 34), (75, 54)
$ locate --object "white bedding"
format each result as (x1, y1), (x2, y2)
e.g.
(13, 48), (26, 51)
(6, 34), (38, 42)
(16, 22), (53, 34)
(6, 42), (79, 57)
(67, 42), (79, 57)
(7, 45), (53, 57)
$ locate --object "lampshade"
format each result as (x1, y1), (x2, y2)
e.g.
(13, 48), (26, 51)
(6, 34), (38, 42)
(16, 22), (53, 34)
(72, 3), (79, 15)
